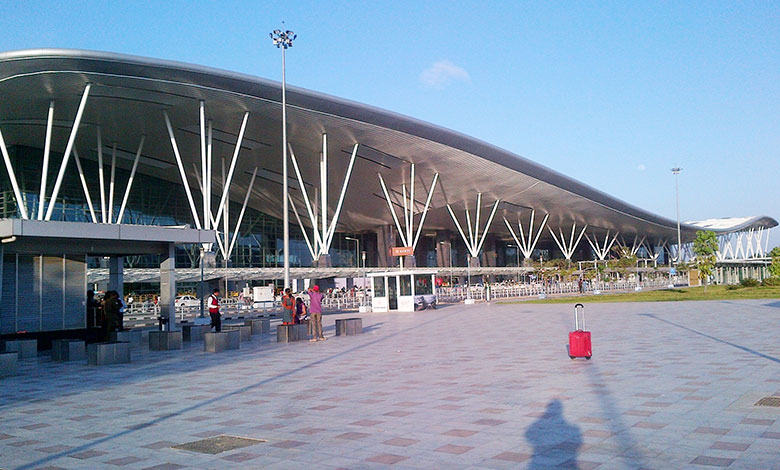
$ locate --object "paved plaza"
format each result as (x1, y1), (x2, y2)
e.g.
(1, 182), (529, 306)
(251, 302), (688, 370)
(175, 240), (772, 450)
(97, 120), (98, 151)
(2, 299), (780, 469)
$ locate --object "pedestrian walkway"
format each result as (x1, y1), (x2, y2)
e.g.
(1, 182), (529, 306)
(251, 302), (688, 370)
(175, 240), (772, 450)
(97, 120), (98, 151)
(1, 299), (779, 469)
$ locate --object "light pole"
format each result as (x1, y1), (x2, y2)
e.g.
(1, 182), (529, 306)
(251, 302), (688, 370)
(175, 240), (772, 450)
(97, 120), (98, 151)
(270, 28), (296, 290)
(345, 236), (359, 268)
(361, 250), (367, 307)
(508, 244), (521, 283)
(439, 240), (453, 287)
(671, 167), (682, 266)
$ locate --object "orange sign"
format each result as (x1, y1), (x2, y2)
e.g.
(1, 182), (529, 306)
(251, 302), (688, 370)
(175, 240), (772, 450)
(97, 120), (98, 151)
(391, 246), (414, 257)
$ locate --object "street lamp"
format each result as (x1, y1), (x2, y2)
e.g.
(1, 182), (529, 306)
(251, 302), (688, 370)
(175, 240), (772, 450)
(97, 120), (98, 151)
(439, 240), (453, 287)
(508, 244), (520, 283)
(671, 167), (682, 266)
(361, 250), (367, 307)
(270, 28), (296, 290)
(345, 236), (359, 268)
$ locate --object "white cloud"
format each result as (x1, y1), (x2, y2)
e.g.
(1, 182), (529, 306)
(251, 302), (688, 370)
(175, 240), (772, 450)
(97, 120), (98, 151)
(637, 164), (646, 171)
(419, 60), (470, 88)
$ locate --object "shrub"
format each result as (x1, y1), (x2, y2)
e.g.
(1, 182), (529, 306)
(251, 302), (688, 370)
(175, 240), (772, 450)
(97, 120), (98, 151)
(761, 277), (780, 286)
(740, 278), (760, 287)
(726, 285), (741, 290)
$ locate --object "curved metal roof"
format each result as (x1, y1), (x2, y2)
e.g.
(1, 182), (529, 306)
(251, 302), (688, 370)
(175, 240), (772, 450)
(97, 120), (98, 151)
(0, 48), (775, 246)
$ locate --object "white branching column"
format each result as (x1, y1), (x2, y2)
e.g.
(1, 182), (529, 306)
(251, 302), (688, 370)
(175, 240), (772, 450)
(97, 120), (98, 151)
(548, 223), (588, 261)
(446, 193), (501, 267)
(288, 135), (359, 267)
(616, 234), (645, 258)
(377, 163), (440, 267)
(584, 230), (619, 261)
(503, 210), (549, 266)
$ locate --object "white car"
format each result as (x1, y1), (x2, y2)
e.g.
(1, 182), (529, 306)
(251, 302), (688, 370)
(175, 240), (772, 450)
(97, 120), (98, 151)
(175, 295), (199, 308)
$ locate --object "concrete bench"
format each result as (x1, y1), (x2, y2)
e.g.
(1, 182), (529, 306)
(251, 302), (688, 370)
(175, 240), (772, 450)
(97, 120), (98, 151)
(0, 352), (17, 377)
(277, 324), (309, 343)
(51, 339), (86, 362)
(225, 325), (251, 342)
(111, 330), (144, 345)
(1, 339), (38, 359)
(245, 318), (271, 334)
(204, 330), (240, 353)
(182, 324), (210, 341)
(149, 331), (182, 350)
(335, 318), (363, 336)
(87, 341), (131, 365)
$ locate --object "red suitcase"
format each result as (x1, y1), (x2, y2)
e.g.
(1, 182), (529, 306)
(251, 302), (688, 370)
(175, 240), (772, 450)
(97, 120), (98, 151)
(569, 303), (592, 360)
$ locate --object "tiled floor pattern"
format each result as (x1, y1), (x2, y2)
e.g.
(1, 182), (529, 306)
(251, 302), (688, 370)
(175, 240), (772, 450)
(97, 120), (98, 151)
(1, 299), (780, 469)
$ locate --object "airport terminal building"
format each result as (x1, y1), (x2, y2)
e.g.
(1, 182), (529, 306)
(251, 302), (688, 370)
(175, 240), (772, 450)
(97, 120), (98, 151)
(0, 49), (776, 334)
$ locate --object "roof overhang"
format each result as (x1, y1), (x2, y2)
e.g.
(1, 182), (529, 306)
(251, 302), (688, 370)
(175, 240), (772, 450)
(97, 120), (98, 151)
(0, 48), (775, 246)
(0, 219), (215, 255)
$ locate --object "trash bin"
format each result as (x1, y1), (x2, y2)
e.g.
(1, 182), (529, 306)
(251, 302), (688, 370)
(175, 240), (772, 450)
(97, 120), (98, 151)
(157, 316), (169, 331)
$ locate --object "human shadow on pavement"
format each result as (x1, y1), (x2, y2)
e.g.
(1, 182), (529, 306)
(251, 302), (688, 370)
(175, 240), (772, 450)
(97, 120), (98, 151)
(525, 399), (583, 469)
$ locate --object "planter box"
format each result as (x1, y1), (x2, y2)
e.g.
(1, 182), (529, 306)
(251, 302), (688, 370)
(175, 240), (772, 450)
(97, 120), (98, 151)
(204, 330), (240, 353)
(1, 339), (37, 359)
(245, 318), (271, 334)
(277, 324), (309, 343)
(0, 352), (17, 377)
(182, 324), (210, 341)
(149, 331), (183, 350)
(87, 341), (131, 366)
(335, 318), (363, 336)
(51, 339), (86, 362)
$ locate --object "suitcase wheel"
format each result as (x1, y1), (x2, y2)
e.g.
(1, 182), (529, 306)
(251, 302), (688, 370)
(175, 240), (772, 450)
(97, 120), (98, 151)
(569, 355), (575, 360)
(586, 356), (592, 360)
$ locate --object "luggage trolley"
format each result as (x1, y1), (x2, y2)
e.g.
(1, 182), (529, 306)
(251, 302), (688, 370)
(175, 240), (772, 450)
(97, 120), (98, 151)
(568, 303), (592, 360)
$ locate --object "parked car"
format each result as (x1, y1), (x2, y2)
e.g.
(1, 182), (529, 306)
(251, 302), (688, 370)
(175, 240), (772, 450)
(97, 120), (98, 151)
(175, 295), (199, 308)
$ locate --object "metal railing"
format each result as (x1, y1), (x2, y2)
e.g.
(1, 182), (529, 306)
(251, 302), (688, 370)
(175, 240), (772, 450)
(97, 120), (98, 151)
(437, 278), (674, 302)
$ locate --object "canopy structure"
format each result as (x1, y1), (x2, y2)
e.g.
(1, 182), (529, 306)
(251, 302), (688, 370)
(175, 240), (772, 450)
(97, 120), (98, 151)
(0, 48), (775, 267)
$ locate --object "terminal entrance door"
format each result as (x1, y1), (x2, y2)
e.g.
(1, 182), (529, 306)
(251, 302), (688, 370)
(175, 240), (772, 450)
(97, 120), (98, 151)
(387, 276), (398, 310)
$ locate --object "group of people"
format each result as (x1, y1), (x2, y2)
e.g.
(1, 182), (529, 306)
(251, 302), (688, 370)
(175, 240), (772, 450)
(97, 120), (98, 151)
(282, 285), (325, 342)
(86, 289), (126, 341)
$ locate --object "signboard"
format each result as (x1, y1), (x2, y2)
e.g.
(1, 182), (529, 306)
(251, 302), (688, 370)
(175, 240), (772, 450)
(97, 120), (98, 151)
(669, 268), (677, 275)
(390, 246), (414, 257)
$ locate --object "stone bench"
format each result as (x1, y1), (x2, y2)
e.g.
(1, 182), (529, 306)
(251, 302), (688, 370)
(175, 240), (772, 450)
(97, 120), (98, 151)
(111, 330), (144, 345)
(245, 318), (271, 334)
(51, 339), (86, 362)
(1, 339), (37, 359)
(204, 330), (240, 353)
(87, 341), (131, 366)
(277, 324), (309, 343)
(0, 352), (17, 377)
(182, 324), (211, 341)
(335, 318), (363, 336)
(225, 325), (251, 342)
(149, 331), (182, 350)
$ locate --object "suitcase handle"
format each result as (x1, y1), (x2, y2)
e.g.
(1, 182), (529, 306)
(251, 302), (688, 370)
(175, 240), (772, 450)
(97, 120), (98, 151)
(574, 303), (585, 331)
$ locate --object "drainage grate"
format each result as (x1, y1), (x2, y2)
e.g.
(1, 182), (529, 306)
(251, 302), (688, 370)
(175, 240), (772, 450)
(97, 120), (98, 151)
(172, 435), (267, 454)
(754, 396), (780, 407)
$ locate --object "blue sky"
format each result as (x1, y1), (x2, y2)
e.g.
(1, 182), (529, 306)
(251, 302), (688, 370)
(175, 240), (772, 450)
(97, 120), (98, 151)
(2, 1), (778, 246)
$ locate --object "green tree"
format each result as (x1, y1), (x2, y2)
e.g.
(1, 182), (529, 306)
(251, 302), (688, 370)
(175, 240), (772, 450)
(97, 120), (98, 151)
(769, 247), (780, 278)
(693, 230), (718, 291)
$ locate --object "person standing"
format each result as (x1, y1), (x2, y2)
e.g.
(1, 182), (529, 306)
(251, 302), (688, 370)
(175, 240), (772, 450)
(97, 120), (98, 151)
(282, 288), (295, 325)
(308, 285), (325, 341)
(102, 291), (120, 341)
(209, 288), (221, 332)
(295, 297), (307, 326)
